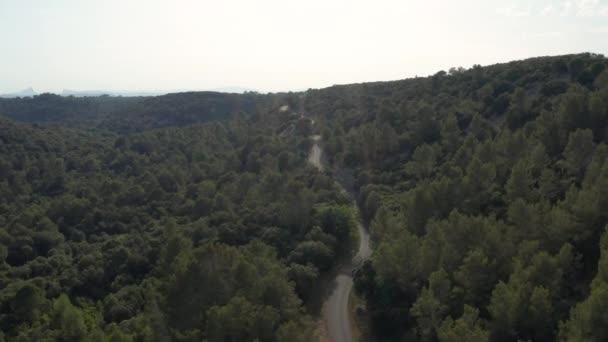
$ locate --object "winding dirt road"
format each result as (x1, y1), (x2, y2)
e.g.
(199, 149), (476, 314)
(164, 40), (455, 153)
(308, 131), (372, 342)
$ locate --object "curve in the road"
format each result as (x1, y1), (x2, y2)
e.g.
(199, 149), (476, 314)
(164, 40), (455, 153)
(308, 129), (371, 342)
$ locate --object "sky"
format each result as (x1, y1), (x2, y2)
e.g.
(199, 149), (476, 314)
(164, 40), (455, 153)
(1, 0), (607, 94)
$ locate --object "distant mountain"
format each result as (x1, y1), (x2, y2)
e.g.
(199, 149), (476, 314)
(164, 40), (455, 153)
(100, 91), (263, 132)
(61, 89), (166, 97)
(0, 90), (267, 132)
(208, 86), (257, 94)
(0, 87), (37, 98)
(60, 87), (257, 97)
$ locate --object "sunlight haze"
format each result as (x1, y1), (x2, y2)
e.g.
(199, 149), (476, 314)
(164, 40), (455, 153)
(1, 0), (607, 93)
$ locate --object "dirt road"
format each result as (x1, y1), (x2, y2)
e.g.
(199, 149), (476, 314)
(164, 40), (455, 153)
(308, 131), (371, 342)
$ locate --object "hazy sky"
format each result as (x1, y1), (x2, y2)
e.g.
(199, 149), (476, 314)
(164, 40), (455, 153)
(1, 0), (607, 93)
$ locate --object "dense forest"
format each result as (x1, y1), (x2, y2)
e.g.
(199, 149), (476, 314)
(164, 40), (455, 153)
(0, 94), (355, 340)
(0, 91), (262, 132)
(304, 52), (608, 341)
(1, 52), (608, 341)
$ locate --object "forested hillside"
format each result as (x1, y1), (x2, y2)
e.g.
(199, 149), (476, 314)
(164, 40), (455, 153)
(305, 53), (608, 341)
(0, 91), (263, 132)
(0, 101), (355, 340)
(2, 52), (608, 342)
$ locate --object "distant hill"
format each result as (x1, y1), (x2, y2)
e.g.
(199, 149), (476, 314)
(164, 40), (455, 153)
(61, 87), (258, 97)
(209, 86), (258, 94)
(0, 87), (37, 98)
(0, 91), (268, 132)
(0, 93), (141, 126)
(61, 89), (166, 97)
(100, 91), (265, 132)
(1, 87), (258, 99)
